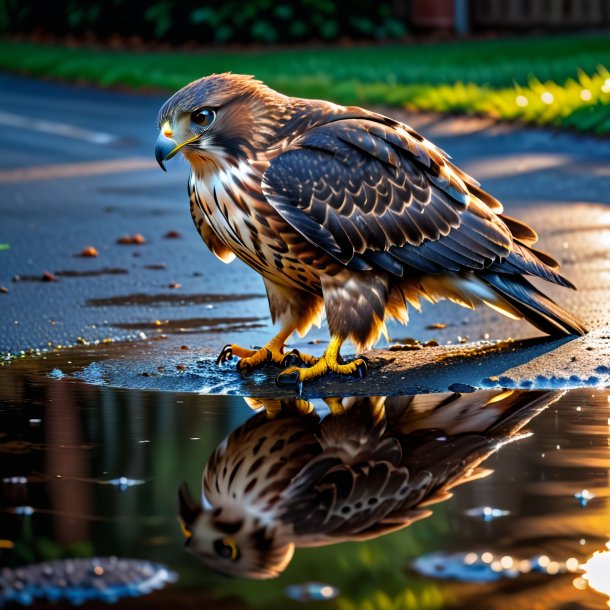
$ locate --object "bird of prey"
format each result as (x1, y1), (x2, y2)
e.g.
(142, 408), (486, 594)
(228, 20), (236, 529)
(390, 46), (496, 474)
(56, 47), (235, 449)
(177, 389), (560, 579)
(155, 74), (586, 389)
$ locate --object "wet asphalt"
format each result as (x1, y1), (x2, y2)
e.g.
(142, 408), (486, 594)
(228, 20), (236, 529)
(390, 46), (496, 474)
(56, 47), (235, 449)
(0, 73), (609, 395)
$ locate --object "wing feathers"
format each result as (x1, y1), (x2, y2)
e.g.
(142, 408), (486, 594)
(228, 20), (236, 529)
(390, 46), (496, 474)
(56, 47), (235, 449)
(262, 114), (576, 297)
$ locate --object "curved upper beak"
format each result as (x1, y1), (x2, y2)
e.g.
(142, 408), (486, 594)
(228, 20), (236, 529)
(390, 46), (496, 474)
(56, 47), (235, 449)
(155, 132), (178, 172)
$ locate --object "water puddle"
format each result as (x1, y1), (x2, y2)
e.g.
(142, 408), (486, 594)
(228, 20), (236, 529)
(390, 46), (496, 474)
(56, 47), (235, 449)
(85, 293), (265, 308)
(1, 364), (609, 609)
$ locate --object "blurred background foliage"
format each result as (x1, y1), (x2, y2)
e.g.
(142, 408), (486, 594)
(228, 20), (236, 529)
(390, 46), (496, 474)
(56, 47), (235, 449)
(0, 0), (407, 44)
(0, 1), (609, 135)
(1, 33), (610, 135)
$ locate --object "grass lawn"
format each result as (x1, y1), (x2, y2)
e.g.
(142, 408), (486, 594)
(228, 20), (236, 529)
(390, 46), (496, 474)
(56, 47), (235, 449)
(1, 33), (610, 134)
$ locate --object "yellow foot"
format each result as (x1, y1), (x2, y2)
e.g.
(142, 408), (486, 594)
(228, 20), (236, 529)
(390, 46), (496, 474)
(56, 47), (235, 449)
(216, 343), (318, 373)
(279, 348), (320, 367)
(275, 350), (368, 393)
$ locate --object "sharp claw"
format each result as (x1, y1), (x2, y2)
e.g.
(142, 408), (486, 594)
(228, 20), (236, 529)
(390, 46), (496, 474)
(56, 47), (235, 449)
(216, 345), (233, 365)
(352, 359), (368, 379)
(263, 348), (273, 362)
(275, 370), (302, 394)
(280, 349), (301, 367)
(236, 360), (251, 374)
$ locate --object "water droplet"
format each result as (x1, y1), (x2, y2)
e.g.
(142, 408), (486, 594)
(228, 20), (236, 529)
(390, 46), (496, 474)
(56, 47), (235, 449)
(575, 489), (596, 507)
(465, 506), (510, 521)
(106, 477), (145, 492)
(285, 582), (339, 601)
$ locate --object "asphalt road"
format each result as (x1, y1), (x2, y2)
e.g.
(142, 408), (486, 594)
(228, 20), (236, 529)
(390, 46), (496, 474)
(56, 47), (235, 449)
(1, 73), (609, 395)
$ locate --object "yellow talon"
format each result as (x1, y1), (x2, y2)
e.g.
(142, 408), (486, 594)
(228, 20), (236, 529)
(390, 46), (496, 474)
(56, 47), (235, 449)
(237, 347), (276, 371)
(216, 327), (318, 372)
(276, 336), (368, 391)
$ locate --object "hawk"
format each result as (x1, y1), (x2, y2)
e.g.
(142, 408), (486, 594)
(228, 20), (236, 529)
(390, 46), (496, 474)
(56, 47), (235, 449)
(177, 389), (559, 579)
(155, 74), (586, 390)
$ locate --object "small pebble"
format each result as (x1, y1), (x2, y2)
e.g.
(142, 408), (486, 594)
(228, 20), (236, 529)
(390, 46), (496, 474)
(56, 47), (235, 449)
(423, 339), (439, 347)
(164, 230), (182, 239)
(389, 342), (422, 351)
(176, 364), (186, 371)
(79, 246), (99, 257)
(168, 282), (181, 289)
(42, 271), (59, 282)
(426, 323), (447, 329)
(448, 383), (476, 393)
(0, 286), (8, 294)
(117, 234), (146, 245)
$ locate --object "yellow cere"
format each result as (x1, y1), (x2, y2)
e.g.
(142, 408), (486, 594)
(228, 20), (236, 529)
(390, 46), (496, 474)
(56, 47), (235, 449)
(161, 121), (173, 138)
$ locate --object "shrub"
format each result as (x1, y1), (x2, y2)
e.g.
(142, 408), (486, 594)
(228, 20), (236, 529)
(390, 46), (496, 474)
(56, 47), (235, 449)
(0, 0), (407, 45)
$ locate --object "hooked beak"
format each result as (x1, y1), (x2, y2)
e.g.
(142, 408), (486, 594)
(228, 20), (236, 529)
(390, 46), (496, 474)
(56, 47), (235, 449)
(178, 482), (202, 538)
(155, 132), (178, 172)
(155, 121), (202, 171)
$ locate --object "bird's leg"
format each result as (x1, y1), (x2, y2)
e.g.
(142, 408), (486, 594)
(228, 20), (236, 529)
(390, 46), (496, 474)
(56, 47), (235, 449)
(216, 325), (317, 372)
(276, 335), (368, 391)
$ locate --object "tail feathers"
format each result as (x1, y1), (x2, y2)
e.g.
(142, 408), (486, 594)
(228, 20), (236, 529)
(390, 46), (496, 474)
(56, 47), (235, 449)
(492, 243), (575, 289)
(480, 272), (587, 336)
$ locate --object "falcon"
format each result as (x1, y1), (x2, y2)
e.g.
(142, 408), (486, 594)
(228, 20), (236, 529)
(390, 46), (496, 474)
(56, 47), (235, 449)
(177, 389), (560, 579)
(155, 74), (586, 389)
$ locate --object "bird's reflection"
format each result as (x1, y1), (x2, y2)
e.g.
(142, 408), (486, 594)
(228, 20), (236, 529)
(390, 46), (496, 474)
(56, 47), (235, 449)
(178, 390), (561, 579)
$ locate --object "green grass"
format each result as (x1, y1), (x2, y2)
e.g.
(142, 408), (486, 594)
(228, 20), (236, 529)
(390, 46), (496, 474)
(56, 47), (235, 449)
(1, 33), (610, 134)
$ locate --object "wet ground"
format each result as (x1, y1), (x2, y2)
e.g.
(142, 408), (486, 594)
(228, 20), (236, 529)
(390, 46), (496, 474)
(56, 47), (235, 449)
(1, 73), (610, 608)
(1, 74), (610, 394)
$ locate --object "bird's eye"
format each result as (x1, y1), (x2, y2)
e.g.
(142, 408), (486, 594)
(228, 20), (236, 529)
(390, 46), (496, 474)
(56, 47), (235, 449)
(192, 108), (216, 128)
(213, 537), (240, 561)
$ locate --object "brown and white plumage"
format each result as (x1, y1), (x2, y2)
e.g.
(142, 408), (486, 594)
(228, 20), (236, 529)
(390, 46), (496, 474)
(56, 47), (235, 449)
(156, 74), (586, 386)
(178, 389), (561, 579)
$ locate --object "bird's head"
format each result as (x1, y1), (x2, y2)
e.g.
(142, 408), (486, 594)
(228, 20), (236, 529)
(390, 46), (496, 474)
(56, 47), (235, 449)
(177, 483), (295, 580)
(155, 73), (283, 172)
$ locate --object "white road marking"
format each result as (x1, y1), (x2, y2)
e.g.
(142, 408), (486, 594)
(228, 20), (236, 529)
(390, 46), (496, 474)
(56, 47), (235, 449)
(0, 110), (118, 144)
(0, 158), (158, 183)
